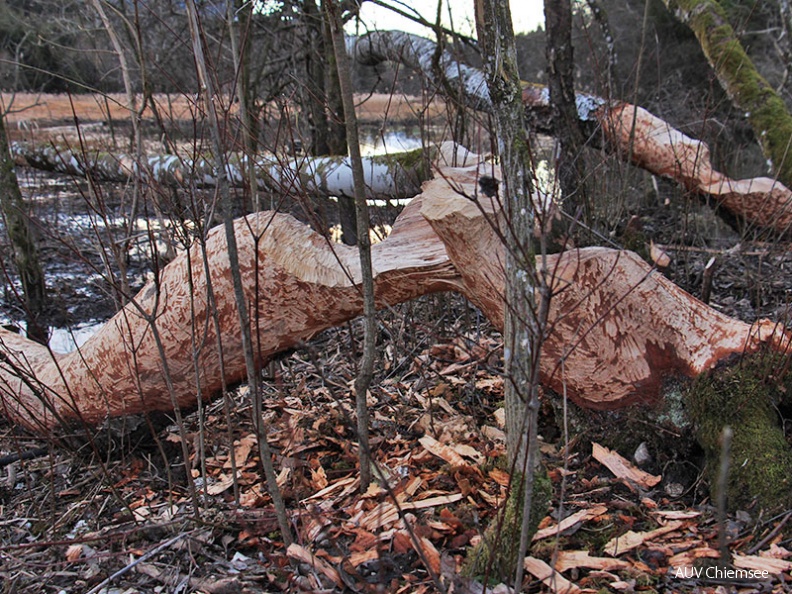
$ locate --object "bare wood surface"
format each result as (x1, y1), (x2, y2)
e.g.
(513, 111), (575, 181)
(0, 197), (459, 432)
(420, 160), (790, 409)
(353, 30), (792, 234)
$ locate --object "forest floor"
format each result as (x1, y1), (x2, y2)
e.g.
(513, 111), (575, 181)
(1, 95), (791, 593)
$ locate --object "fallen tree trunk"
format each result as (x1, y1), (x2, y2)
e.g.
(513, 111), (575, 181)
(0, 156), (787, 432)
(0, 194), (457, 432)
(10, 141), (427, 200)
(419, 161), (789, 407)
(355, 30), (792, 234)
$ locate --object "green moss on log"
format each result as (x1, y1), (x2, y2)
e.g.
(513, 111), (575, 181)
(463, 468), (552, 582)
(684, 353), (792, 511)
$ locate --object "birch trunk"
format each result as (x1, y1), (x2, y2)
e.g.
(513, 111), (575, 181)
(10, 142), (426, 201)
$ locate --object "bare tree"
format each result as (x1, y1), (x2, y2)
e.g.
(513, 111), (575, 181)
(325, 0), (376, 491)
(0, 113), (46, 343)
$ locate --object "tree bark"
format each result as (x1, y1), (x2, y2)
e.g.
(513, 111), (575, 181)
(475, 0), (546, 584)
(662, 0), (792, 189)
(544, 0), (587, 218)
(475, 0), (541, 474)
(326, 0), (376, 491)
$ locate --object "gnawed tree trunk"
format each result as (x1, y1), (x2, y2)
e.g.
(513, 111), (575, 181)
(0, 194), (457, 433)
(354, 30), (792, 235)
(2, 155), (791, 511)
(418, 161), (789, 407)
(0, 156), (787, 428)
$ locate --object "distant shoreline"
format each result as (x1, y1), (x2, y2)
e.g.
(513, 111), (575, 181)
(1, 92), (446, 128)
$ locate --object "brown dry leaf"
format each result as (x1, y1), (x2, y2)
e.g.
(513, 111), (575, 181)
(555, 550), (631, 572)
(733, 554), (792, 573)
(592, 442), (661, 490)
(430, 382), (450, 397)
(225, 433), (257, 469)
(489, 468), (510, 487)
(287, 543), (343, 588)
(533, 505), (608, 541)
(603, 521), (683, 556)
(523, 557), (581, 593)
(419, 435), (467, 466)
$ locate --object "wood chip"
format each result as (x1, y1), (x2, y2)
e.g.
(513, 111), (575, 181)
(349, 548), (379, 568)
(554, 550), (631, 572)
(419, 435), (467, 466)
(412, 536), (441, 576)
(207, 473), (237, 495)
(533, 505), (608, 541)
(650, 240), (671, 268)
(592, 442), (661, 490)
(287, 543), (343, 588)
(651, 510), (701, 520)
(733, 554), (792, 573)
(301, 476), (358, 503)
(603, 521), (683, 556)
(523, 557), (581, 593)
(668, 546), (719, 568)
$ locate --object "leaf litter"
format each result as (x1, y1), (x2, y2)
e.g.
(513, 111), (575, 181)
(0, 304), (790, 593)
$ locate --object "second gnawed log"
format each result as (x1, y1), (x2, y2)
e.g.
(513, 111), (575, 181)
(0, 152), (788, 432)
(10, 141), (427, 201)
(354, 30), (792, 234)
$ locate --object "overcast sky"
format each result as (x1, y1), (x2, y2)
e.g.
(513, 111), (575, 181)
(351, 0), (545, 37)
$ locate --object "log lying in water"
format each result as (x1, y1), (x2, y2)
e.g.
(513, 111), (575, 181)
(0, 156), (787, 432)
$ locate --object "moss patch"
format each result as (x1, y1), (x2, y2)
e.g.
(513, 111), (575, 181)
(463, 467), (552, 582)
(684, 353), (792, 511)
